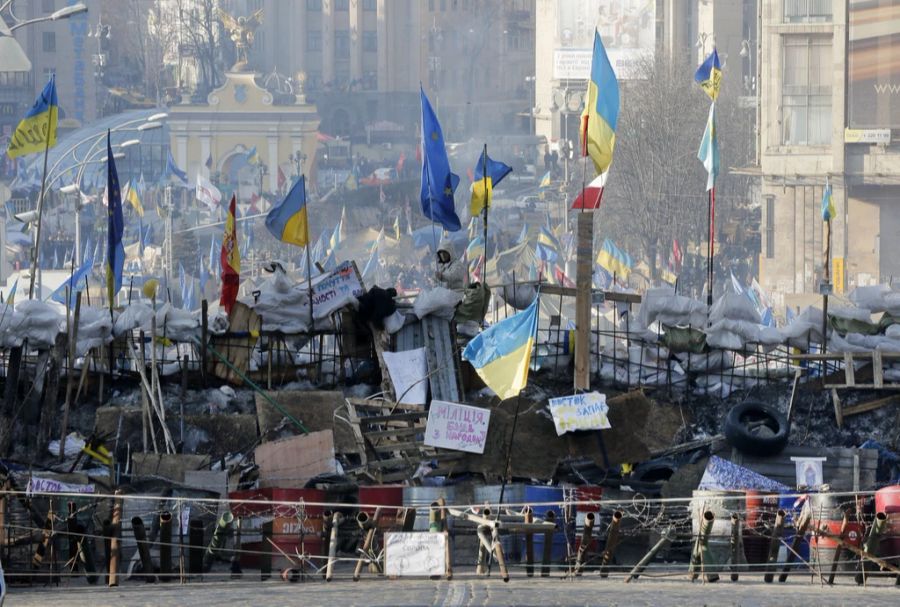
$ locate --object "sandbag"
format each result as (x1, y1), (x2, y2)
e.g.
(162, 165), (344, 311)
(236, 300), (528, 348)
(413, 287), (463, 320)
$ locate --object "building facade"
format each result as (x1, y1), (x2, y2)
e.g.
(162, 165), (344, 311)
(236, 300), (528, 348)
(9, 0), (99, 127)
(758, 0), (900, 303)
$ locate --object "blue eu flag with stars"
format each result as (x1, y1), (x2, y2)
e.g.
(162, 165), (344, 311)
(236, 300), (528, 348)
(419, 86), (461, 232)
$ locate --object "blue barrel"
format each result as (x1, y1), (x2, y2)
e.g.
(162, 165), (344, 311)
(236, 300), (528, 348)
(523, 486), (569, 563)
(778, 494), (810, 566)
(525, 485), (565, 517)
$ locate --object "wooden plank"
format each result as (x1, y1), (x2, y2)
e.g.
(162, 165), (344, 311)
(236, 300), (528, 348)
(347, 398), (423, 412)
(786, 369), (802, 422)
(574, 213), (592, 390)
(843, 353), (855, 387)
(540, 285), (642, 304)
(359, 412), (428, 425)
(363, 427), (425, 440)
(873, 350), (884, 388)
(832, 388), (843, 428)
(372, 442), (423, 453)
(843, 395), (899, 418)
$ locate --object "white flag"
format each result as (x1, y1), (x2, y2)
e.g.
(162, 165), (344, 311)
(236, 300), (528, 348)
(195, 174), (222, 211)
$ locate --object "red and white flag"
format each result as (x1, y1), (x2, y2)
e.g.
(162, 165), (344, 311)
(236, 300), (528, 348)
(571, 172), (607, 210)
(196, 174), (222, 211)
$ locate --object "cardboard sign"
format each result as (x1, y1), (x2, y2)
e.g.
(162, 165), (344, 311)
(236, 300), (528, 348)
(547, 392), (611, 436)
(311, 260), (365, 319)
(424, 400), (490, 454)
(382, 348), (428, 405)
(384, 532), (446, 577)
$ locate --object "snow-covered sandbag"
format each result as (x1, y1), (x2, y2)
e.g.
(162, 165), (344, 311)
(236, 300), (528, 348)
(501, 283), (538, 311)
(778, 306), (826, 349)
(886, 324), (900, 339)
(709, 292), (760, 325)
(413, 287), (463, 320)
(75, 306), (113, 357)
(113, 302), (154, 336)
(13, 299), (64, 348)
(848, 285), (893, 313)
(704, 319), (783, 351)
(0, 303), (25, 348)
(155, 303), (200, 342)
(636, 287), (707, 329)
(829, 305), (873, 323)
(383, 310), (406, 334)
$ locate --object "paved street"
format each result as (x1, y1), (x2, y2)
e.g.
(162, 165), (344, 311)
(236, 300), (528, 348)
(6, 575), (899, 606)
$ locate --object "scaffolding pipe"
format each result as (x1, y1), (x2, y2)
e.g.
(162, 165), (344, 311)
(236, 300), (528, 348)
(573, 512), (595, 576)
(763, 509), (786, 583)
(625, 527), (675, 583)
(690, 510), (719, 583)
(856, 511), (887, 585)
(203, 512), (234, 571)
(599, 510), (623, 578)
(325, 512), (343, 582)
(131, 517), (156, 582)
(158, 511), (172, 581)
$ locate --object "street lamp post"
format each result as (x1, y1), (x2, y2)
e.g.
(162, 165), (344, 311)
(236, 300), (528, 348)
(3, 1), (88, 32)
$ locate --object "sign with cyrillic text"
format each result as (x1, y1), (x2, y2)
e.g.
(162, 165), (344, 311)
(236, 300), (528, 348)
(424, 400), (490, 454)
(547, 392), (611, 436)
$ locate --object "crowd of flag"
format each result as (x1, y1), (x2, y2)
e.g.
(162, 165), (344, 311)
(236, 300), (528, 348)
(5, 29), (780, 401)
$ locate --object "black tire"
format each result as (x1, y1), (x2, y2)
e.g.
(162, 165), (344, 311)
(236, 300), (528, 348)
(723, 400), (789, 457)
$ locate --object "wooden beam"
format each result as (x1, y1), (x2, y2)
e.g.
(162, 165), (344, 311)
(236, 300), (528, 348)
(831, 388), (843, 428)
(574, 213), (592, 390)
(843, 352), (855, 387)
(842, 395), (899, 418)
(539, 284), (642, 304)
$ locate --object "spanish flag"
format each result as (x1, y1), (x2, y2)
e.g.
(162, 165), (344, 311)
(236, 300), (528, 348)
(6, 75), (58, 159)
(220, 194), (240, 314)
(580, 31), (619, 175)
(462, 295), (538, 401)
(265, 174), (309, 247)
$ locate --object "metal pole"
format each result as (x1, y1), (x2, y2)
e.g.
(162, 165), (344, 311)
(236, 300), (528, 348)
(481, 143), (489, 280)
(28, 96), (55, 299)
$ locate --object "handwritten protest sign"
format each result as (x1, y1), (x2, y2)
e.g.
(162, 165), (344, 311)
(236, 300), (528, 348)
(311, 261), (365, 319)
(547, 392), (611, 436)
(384, 532), (447, 577)
(26, 477), (95, 496)
(424, 400), (490, 454)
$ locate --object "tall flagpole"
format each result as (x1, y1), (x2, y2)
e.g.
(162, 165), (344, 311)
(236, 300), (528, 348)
(28, 102), (55, 300)
(303, 176), (314, 333)
(481, 144), (489, 281)
(707, 187), (714, 307)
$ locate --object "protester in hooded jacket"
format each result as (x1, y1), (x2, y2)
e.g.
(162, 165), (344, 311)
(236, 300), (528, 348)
(434, 236), (467, 290)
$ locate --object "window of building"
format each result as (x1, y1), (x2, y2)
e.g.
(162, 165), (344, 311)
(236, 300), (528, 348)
(363, 0), (377, 11)
(441, 0), (447, 11)
(765, 197), (775, 258)
(42, 0), (55, 13)
(42, 67), (56, 82)
(42, 32), (57, 53)
(363, 31), (377, 52)
(307, 30), (322, 51)
(335, 31), (350, 58)
(429, 0), (435, 12)
(335, 0), (349, 11)
(782, 37), (832, 145)
(784, 0), (832, 23)
(307, 0), (322, 11)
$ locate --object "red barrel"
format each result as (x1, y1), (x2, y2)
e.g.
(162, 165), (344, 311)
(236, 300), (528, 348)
(229, 488), (325, 569)
(875, 485), (900, 561)
(745, 490), (778, 530)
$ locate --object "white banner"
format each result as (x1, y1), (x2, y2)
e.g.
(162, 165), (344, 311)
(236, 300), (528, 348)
(26, 477), (96, 496)
(382, 348), (428, 405)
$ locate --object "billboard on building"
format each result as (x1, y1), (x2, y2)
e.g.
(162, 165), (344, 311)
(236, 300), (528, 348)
(848, 0), (900, 128)
(552, 0), (656, 81)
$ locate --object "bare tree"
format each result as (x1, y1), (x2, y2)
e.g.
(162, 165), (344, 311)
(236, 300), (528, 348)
(177, 0), (224, 97)
(566, 54), (752, 293)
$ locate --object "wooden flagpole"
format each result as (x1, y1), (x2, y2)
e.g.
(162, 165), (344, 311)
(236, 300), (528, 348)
(481, 144), (489, 282)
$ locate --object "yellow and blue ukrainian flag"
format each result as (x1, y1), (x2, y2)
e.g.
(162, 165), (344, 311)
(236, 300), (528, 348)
(125, 178), (145, 217)
(821, 180), (835, 222)
(462, 295), (539, 400)
(580, 31), (619, 175)
(265, 174), (310, 247)
(694, 48), (722, 102)
(6, 75), (58, 159)
(596, 238), (633, 278)
(535, 225), (560, 263)
(106, 131), (125, 308)
(470, 149), (512, 217)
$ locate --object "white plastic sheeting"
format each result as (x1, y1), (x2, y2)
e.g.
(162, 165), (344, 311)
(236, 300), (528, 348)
(10, 300), (65, 348)
(250, 269), (314, 334)
(75, 306), (113, 357)
(155, 303), (200, 343)
(412, 287), (463, 320)
(778, 306), (827, 349)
